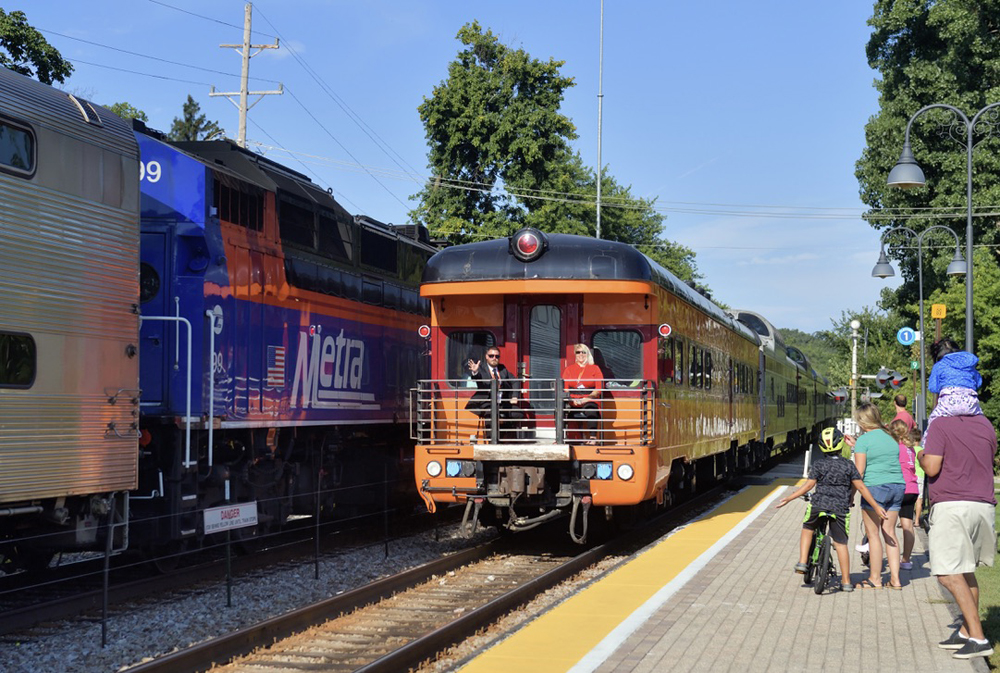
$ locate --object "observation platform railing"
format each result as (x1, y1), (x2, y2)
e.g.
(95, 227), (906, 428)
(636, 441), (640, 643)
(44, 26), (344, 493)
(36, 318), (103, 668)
(410, 378), (654, 447)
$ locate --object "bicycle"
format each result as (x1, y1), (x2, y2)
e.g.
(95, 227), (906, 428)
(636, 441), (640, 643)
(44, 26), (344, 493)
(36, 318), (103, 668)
(803, 509), (838, 595)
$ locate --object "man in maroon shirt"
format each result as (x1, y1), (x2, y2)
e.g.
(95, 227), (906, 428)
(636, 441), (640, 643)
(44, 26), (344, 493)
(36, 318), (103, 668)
(892, 394), (916, 431)
(920, 414), (997, 660)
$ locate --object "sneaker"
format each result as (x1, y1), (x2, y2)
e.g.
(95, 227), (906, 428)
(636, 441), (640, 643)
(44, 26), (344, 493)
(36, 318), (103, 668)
(938, 631), (970, 650)
(855, 542), (869, 553)
(953, 639), (993, 659)
(794, 562), (808, 574)
(900, 561), (913, 570)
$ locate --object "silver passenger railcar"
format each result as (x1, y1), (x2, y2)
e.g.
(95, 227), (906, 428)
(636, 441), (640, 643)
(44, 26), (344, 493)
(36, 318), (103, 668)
(0, 67), (140, 567)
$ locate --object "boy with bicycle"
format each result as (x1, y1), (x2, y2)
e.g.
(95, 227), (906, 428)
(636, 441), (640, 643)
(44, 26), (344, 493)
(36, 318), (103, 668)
(776, 427), (888, 592)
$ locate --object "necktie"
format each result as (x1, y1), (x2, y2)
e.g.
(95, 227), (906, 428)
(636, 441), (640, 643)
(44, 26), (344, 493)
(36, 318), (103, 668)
(491, 368), (497, 380)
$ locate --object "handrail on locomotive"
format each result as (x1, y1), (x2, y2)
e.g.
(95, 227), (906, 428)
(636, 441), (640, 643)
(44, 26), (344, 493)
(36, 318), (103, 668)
(410, 378), (655, 446)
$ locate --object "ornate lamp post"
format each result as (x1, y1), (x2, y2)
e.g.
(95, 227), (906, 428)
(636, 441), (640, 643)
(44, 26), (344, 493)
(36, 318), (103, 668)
(887, 102), (1000, 353)
(872, 225), (967, 428)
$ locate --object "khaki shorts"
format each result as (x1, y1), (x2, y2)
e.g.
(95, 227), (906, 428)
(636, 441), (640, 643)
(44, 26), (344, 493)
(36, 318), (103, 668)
(928, 501), (997, 575)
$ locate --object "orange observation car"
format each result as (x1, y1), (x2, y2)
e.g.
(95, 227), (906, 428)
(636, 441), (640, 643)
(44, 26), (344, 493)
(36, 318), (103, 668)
(411, 229), (837, 542)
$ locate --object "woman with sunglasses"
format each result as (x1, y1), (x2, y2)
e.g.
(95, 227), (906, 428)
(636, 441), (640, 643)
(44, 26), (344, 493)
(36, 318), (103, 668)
(562, 344), (604, 444)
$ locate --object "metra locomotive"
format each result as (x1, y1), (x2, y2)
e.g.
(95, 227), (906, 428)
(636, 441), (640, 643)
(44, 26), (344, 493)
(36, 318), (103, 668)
(412, 229), (837, 542)
(0, 67), (435, 568)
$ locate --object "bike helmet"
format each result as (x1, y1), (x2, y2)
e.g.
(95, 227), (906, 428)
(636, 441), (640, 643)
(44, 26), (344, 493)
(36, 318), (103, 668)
(819, 426), (846, 454)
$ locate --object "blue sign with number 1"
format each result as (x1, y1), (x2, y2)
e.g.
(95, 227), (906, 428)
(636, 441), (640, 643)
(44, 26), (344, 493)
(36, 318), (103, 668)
(897, 327), (916, 346)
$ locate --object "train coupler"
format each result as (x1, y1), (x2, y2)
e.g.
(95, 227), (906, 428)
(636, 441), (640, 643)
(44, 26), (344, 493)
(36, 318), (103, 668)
(461, 497), (483, 538)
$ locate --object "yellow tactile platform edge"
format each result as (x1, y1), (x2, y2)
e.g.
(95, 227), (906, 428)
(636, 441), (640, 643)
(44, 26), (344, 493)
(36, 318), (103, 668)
(460, 479), (801, 673)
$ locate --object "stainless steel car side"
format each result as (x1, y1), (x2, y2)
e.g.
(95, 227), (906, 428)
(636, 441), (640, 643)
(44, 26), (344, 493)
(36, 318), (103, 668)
(0, 67), (140, 559)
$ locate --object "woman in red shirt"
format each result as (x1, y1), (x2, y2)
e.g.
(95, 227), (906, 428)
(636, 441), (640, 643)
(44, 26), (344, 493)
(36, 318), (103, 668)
(563, 344), (604, 444)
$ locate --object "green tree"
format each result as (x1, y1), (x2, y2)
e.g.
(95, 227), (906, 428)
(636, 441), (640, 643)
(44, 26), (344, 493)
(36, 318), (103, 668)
(855, 0), (1000, 429)
(0, 9), (73, 84)
(856, 1), (1000, 330)
(107, 102), (148, 123)
(412, 21), (701, 284)
(825, 307), (913, 420)
(168, 95), (223, 142)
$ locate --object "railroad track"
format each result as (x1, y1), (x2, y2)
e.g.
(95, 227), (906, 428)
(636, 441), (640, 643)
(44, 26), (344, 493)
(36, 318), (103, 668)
(0, 507), (461, 636)
(127, 482), (740, 673)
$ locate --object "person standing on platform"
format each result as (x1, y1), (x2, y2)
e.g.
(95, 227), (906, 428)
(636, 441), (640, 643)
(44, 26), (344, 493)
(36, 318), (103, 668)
(889, 419), (918, 570)
(776, 427), (886, 593)
(892, 394), (916, 431)
(920, 411), (997, 659)
(848, 402), (906, 590)
(923, 337), (984, 444)
(562, 344), (603, 445)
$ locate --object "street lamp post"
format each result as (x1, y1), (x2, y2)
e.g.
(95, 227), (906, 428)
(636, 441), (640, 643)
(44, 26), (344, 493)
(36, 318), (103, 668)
(850, 319), (860, 425)
(872, 225), (967, 428)
(887, 102), (1000, 354)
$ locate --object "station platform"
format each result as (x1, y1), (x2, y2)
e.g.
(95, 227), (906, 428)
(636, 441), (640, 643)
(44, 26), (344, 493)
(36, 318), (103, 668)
(459, 454), (989, 672)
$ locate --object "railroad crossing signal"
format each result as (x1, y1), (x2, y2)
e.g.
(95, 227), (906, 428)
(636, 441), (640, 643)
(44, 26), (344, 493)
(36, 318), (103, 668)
(875, 367), (908, 390)
(829, 388), (848, 403)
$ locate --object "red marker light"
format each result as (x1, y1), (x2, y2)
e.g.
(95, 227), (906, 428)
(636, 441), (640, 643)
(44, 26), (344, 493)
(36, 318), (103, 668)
(510, 227), (547, 262)
(417, 324), (431, 339)
(658, 323), (672, 338)
(516, 233), (539, 256)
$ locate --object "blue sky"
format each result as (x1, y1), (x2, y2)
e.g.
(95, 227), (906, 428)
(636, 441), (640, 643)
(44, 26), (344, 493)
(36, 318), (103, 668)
(6, 0), (900, 334)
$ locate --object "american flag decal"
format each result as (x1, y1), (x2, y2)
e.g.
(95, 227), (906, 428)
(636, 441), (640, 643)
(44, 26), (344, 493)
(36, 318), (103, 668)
(267, 346), (285, 388)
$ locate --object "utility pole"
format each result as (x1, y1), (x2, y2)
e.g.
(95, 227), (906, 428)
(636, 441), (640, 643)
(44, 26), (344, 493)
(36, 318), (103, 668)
(595, 0), (605, 240)
(210, 3), (283, 148)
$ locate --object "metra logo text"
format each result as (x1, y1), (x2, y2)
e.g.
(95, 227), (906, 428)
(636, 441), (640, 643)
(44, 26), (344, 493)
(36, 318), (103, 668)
(290, 328), (368, 409)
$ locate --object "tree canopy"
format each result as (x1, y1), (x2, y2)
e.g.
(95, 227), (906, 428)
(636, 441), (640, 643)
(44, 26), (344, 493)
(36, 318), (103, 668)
(107, 102), (149, 123)
(855, 0), (1000, 429)
(412, 21), (701, 284)
(0, 9), (73, 85)
(856, 1), (1000, 335)
(168, 95), (223, 142)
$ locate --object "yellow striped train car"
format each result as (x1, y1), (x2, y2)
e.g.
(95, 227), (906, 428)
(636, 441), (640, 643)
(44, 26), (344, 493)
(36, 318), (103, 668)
(411, 229), (836, 542)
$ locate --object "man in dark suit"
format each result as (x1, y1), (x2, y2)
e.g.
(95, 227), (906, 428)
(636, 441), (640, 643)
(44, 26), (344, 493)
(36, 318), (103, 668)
(465, 347), (524, 437)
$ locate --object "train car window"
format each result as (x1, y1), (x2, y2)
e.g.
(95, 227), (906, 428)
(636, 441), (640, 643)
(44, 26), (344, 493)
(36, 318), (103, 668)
(360, 227), (398, 276)
(705, 352), (713, 390)
(737, 312), (770, 338)
(657, 337), (675, 384)
(0, 119), (34, 175)
(674, 339), (684, 384)
(446, 331), (496, 385)
(318, 210), (353, 263)
(689, 346), (703, 388)
(592, 330), (642, 383)
(279, 198), (317, 249)
(0, 332), (35, 387)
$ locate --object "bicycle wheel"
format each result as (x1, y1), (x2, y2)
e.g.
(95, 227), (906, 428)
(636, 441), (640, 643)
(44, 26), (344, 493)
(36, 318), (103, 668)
(814, 533), (833, 595)
(803, 533), (817, 585)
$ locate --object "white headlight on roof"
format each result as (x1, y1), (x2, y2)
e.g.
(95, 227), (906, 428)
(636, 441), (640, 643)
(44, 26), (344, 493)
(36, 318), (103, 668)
(427, 461), (442, 477)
